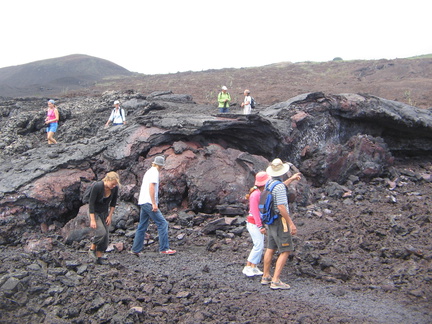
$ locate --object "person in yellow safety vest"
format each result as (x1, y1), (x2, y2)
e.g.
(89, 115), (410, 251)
(217, 86), (231, 113)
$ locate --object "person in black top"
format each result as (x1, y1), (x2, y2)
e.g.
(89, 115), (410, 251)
(88, 171), (121, 265)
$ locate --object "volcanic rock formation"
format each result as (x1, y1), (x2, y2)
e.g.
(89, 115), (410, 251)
(0, 91), (431, 323)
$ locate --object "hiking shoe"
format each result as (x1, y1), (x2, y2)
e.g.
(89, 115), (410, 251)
(128, 250), (140, 257)
(242, 266), (255, 277)
(160, 249), (176, 255)
(270, 280), (291, 290)
(88, 249), (96, 260)
(96, 257), (106, 265)
(251, 267), (263, 276)
(261, 276), (272, 285)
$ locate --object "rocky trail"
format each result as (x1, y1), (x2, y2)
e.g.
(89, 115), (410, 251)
(0, 236), (430, 324)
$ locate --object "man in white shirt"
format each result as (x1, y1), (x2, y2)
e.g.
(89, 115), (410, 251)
(131, 156), (176, 255)
(241, 89), (252, 115)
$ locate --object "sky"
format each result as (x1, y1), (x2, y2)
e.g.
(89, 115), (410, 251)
(1, 0), (430, 75)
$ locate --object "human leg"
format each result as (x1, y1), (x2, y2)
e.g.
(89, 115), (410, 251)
(219, 107), (229, 113)
(272, 251), (290, 283)
(246, 222), (265, 265)
(243, 106), (251, 114)
(131, 204), (151, 253)
(261, 222), (279, 283)
(46, 123), (58, 144)
(47, 131), (57, 144)
(149, 208), (170, 252)
(262, 248), (275, 279)
(93, 215), (109, 257)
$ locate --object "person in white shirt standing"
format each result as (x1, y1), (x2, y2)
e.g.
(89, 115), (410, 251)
(241, 89), (252, 115)
(130, 156), (177, 255)
(105, 100), (126, 127)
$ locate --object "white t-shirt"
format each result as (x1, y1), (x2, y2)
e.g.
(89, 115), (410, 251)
(244, 96), (251, 107)
(138, 166), (159, 205)
(243, 95), (252, 114)
(109, 108), (125, 124)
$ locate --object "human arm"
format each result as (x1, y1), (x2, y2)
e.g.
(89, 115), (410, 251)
(105, 110), (114, 126)
(249, 190), (264, 228)
(121, 109), (126, 124)
(106, 206), (115, 225)
(106, 187), (118, 225)
(283, 172), (301, 186)
(53, 108), (60, 123)
(277, 204), (297, 235)
(89, 213), (97, 228)
(88, 182), (102, 228)
(149, 182), (158, 211)
(243, 96), (251, 106)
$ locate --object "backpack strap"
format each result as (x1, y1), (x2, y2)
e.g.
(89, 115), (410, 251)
(113, 108), (124, 122)
(268, 179), (283, 213)
(266, 179), (282, 191)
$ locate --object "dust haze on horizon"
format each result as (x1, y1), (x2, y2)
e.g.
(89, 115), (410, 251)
(1, 0), (430, 75)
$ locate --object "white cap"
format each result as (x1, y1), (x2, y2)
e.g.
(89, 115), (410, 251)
(114, 100), (120, 105)
(221, 86), (228, 90)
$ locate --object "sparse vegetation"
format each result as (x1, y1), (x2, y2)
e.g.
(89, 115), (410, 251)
(407, 54), (432, 59)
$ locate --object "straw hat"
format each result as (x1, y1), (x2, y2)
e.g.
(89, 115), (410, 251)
(266, 158), (290, 177)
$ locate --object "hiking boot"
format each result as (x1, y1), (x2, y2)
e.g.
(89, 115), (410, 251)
(251, 267), (263, 276)
(242, 266), (255, 277)
(88, 249), (96, 261)
(96, 257), (106, 265)
(261, 276), (272, 285)
(160, 249), (176, 255)
(270, 280), (291, 290)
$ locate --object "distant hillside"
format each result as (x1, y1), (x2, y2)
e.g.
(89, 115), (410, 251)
(1, 54), (431, 109)
(0, 54), (133, 97)
(89, 56), (432, 109)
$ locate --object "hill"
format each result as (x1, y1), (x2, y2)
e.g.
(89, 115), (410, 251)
(0, 54), (133, 97)
(90, 56), (432, 109)
(0, 54), (431, 109)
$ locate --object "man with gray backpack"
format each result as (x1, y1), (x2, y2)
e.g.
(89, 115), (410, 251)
(260, 158), (301, 289)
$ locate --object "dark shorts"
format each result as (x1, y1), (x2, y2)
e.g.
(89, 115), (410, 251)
(267, 216), (294, 252)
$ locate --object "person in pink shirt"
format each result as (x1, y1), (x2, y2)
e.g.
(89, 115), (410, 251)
(45, 99), (59, 145)
(242, 171), (270, 277)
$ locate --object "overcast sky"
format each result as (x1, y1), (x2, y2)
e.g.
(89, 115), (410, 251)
(1, 0), (430, 75)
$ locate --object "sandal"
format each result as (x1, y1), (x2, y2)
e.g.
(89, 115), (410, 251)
(261, 276), (272, 285)
(270, 280), (291, 290)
